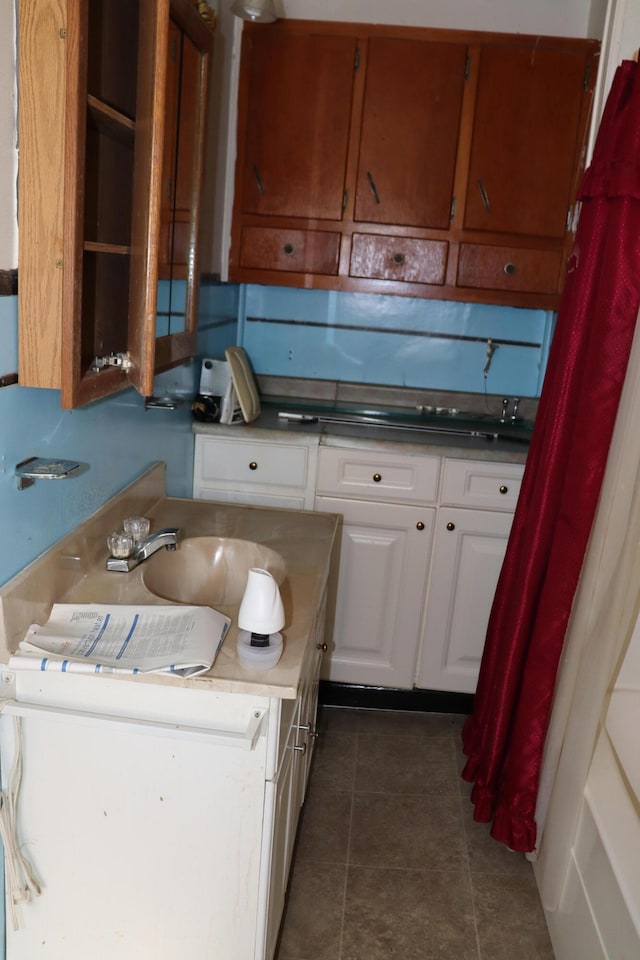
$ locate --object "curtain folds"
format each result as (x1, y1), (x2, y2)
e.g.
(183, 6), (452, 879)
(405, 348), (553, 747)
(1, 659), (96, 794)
(461, 59), (640, 853)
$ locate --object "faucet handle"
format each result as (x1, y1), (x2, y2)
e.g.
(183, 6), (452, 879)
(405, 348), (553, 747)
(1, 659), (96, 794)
(107, 530), (135, 559)
(123, 515), (151, 541)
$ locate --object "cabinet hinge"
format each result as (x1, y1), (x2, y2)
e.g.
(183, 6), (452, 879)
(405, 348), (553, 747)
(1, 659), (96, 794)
(354, 46), (360, 72)
(450, 196), (456, 220)
(91, 352), (133, 372)
(464, 55), (471, 80)
(583, 62), (591, 91)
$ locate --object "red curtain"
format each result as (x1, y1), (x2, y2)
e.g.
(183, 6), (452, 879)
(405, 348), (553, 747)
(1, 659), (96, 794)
(461, 60), (640, 853)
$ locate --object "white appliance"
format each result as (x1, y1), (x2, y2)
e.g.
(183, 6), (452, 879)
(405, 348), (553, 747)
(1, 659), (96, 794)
(0, 667), (277, 960)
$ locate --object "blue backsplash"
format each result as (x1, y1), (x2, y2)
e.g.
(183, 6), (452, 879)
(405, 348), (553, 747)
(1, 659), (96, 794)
(238, 284), (553, 398)
(0, 295), (199, 587)
(1, 276), (549, 587)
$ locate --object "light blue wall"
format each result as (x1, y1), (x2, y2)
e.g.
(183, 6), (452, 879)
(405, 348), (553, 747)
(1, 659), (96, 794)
(197, 279), (240, 360)
(239, 284), (554, 397)
(0, 295), (197, 587)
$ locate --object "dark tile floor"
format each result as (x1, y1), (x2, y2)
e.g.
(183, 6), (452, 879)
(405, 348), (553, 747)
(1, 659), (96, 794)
(276, 707), (554, 960)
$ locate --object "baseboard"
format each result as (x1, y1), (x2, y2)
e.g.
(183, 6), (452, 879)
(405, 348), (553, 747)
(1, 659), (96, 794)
(319, 680), (474, 715)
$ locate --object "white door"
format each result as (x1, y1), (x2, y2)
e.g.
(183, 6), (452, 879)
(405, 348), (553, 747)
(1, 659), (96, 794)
(416, 507), (513, 693)
(315, 497), (435, 688)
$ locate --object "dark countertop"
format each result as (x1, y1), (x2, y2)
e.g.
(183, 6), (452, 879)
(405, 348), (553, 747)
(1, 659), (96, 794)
(193, 399), (531, 464)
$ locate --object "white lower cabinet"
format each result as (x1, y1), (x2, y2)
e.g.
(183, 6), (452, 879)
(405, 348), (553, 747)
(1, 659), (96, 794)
(415, 506), (514, 693)
(264, 594), (325, 959)
(192, 432), (525, 694)
(315, 496), (435, 687)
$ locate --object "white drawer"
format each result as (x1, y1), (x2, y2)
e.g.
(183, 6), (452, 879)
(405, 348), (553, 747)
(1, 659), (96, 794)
(441, 459), (523, 511)
(196, 436), (309, 489)
(316, 446), (440, 505)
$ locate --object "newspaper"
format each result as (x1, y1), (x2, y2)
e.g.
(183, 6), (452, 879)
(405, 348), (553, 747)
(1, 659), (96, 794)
(10, 603), (231, 678)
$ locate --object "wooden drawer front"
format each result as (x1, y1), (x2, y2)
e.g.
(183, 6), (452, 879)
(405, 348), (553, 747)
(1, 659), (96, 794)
(316, 447), (440, 505)
(350, 233), (448, 284)
(441, 459), (523, 511)
(198, 437), (309, 489)
(457, 243), (562, 294)
(239, 227), (340, 275)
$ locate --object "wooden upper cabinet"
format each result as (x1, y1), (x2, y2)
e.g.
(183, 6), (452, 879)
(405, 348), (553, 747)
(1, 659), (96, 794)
(18, 0), (213, 409)
(463, 42), (593, 239)
(229, 20), (599, 308)
(354, 37), (467, 230)
(239, 30), (357, 221)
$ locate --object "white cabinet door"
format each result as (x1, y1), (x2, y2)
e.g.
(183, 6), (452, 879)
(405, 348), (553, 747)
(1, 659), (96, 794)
(416, 507), (514, 693)
(315, 497), (435, 688)
(264, 715), (299, 960)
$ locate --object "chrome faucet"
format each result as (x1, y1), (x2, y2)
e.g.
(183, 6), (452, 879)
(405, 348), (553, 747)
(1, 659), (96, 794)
(106, 527), (180, 572)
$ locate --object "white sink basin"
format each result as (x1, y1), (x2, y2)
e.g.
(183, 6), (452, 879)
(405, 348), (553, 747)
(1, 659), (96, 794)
(142, 537), (286, 606)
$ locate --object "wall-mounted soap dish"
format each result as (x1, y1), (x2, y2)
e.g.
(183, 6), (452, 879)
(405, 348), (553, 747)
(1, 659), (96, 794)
(15, 457), (81, 491)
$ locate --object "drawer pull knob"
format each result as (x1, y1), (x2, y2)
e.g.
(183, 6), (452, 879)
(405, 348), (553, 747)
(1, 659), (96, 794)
(446, 521), (456, 531)
(316, 642), (328, 652)
(283, 243), (295, 256)
(499, 484), (509, 494)
(373, 473), (382, 482)
(249, 461), (258, 471)
(504, 262), (516, 276)
(416, 521), (425, 531)
(392, 252), (405, 265)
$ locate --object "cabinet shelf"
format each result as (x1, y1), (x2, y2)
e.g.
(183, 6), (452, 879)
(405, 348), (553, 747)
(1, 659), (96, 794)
(84, 241), (132, 255)
(87, 94), (136, 144)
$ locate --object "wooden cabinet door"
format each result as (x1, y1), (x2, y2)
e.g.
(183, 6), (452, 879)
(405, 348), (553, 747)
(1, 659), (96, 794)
(355, 37), (467, 229)
(315, 496), (434, 689)
(239, 30), (357, 220)
(463, 42), (591, 239)
(416, 507), (514, 694)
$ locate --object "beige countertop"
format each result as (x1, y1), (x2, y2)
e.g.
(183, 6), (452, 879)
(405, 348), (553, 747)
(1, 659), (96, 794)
(0, 464), (340, 700)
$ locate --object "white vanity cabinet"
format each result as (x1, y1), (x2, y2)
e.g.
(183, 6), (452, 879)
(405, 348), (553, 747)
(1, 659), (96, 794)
(193, 434), (319, 509)
(415, 459), (524, 693)
(264, 592), (326, 960)
(314, 447), (439, 688)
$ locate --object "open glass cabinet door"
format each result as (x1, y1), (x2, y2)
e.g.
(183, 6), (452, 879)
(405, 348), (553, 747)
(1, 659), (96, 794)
(59, 0), (213, 408)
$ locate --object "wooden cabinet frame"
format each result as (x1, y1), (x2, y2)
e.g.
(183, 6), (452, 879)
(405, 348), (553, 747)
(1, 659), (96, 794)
(18, 0), (213, 408)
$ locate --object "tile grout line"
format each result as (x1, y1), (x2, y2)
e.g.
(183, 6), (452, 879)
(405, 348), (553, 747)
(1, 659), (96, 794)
(336, 721), (359, 960)
(454, 725), (484, 960)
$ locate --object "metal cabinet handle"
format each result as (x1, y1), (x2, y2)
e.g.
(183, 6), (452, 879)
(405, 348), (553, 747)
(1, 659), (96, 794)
(446, 521), (456, 531)
(373, 473), (382, 482)
(504, 262), (516, 276)
(294, 742), (307, 755)
(392, 252), (405, 265)
(366, 171), (381, 204)
(477, 179), (490, 211)
(316, 642), (328, 651)
(499, 485), (509, 494)
(416, 521), (425, 531)
(249, 461), (258, 471)
(283, 243), (295, 256)
(253, 164), (265, 196)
